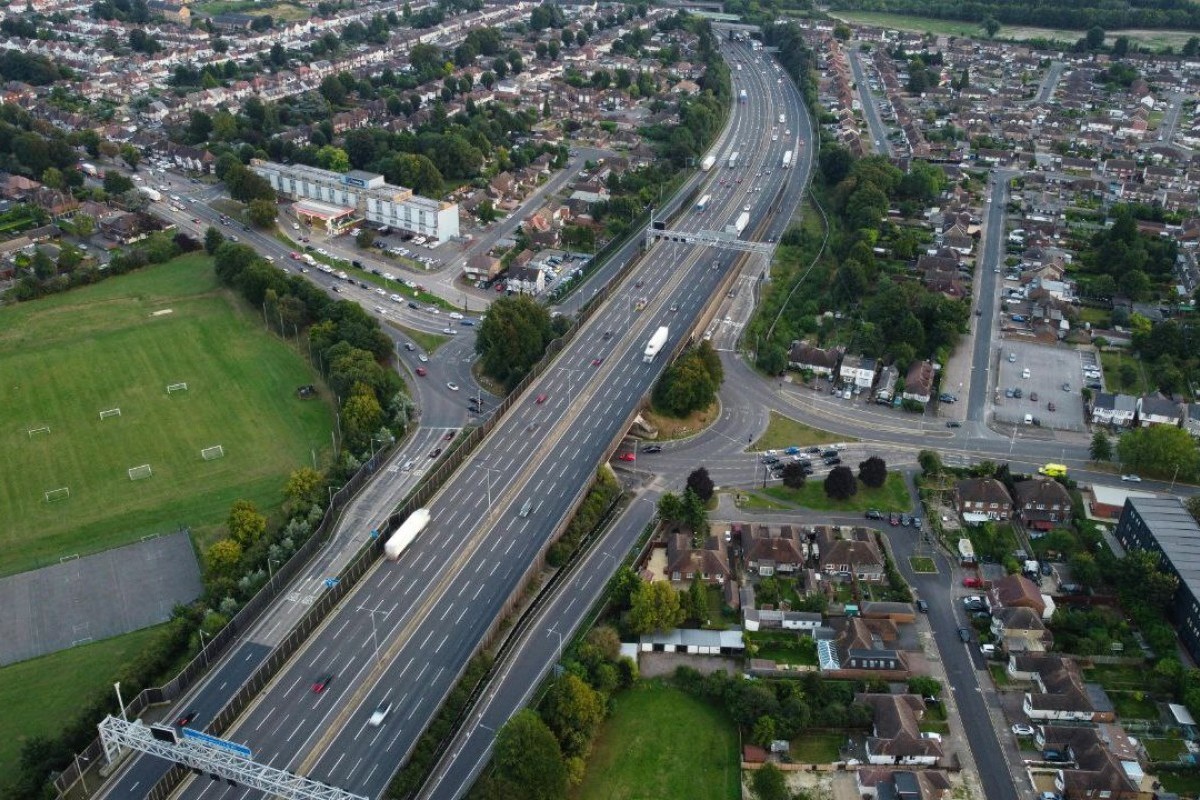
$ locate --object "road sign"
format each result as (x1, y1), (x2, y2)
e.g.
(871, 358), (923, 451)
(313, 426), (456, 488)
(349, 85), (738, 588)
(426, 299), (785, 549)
(324, 577), (340, 588)
(181, 728), (252, 759)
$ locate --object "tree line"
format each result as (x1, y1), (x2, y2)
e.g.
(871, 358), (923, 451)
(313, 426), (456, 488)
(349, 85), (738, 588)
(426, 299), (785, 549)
(827, 0), (1200, 33)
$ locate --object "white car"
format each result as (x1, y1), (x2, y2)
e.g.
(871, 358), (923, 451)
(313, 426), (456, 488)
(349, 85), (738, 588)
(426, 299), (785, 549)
(448, 312), (464, 320)
(1011, 723), (1036, 736)
(418, 354), (428, 363)
(1121, 474), (1142, 482)
(446, 382), (460, 391)
(368, 701), (393, 727)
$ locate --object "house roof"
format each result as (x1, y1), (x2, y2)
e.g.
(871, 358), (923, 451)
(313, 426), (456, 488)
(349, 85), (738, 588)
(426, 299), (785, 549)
(1014, 478), (1072, 511)
(821, 538), (883, 571)
(904, 361), (935, 396)
(991, 574), (1045, 615)
(955, 477), (1013, 507)
(993, 605), (1046, 633)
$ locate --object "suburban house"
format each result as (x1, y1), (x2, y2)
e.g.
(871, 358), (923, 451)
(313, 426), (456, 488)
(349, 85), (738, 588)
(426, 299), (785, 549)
(830, 617), (910, 675)
(787, 340), (842, 377)
(901, 361), (936, 405)
(1011, 654), (1116, 723)
(955, 477), (1013, 522)
(464, 252), (502, 282)
(1013, 479), (1073, 533)
(856, 770), (951, 800)
(1090, 393), (1138, 428)
(874, 364), (900, 402)
(990, 606), (1052, 653)
(1036, 726), (1144, 800)
(742, 608), (823, 633)
(840, 353), (878, 389)
(1137, 394), (1182, 427)
(741, 524), (809, 576)
(989, 574), (1049, 620)
(857, 694), (943, 766)
(820, 534), (884, 582)
(665, 533), (731, 585)
(506, 263), (545, 295)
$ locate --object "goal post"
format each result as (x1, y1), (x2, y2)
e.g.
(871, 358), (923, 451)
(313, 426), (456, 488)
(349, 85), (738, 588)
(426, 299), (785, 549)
(27, 426), (50, 438)
(166, 382), (188, 395)
(200, 445), (225, 461)
(99, 408), (121, 420)
(44, 487), (70, 502)
(127, 464), (153, 481)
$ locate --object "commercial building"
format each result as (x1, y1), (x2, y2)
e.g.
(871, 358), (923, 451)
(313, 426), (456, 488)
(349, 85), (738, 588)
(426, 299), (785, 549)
(250, 159), (460, 243)
(1113, 496), (1200, 663)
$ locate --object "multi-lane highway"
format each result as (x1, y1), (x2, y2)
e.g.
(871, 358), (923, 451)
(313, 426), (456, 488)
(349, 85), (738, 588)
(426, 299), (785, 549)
(153, 36), (794, 800)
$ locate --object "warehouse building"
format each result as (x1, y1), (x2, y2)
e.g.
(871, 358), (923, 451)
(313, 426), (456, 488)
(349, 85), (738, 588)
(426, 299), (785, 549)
(250, 159), (460, 243)
(1113, 496), (1200, 663)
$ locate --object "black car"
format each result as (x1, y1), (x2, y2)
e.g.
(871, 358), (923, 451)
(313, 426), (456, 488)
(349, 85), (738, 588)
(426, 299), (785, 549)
(807, 446), (821, 454)
(821, 449), (838, 459)
(946, 421), (961, 428)
(408, 301), (419, 309)
(312, 673), (334, 693)
(957, 627), (972, 642)
(916, 600), (929, 613)
(352, 260), (363, 268)
(823, 455), (841, 466)
(429, 447), (442, 458)
(643, 445), (663, 454)
(865, 509), (883, 520)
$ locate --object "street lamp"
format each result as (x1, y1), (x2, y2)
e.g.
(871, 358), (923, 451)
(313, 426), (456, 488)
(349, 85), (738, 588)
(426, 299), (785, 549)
(481, 466), (502, 508)
(197, 629), (210, 669)
(74, 753), (91, 794)
(267, 558), (280, 582)
(359, 602), (387, 665)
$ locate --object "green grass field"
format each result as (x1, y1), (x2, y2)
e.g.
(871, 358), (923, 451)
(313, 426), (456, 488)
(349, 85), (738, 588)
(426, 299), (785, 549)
(0, 625), (166, 789)
(762, 472), (911, 513)
(0, 254), (334, 575)
(573, 683), (740, 800)
(753, 411), (852, 451)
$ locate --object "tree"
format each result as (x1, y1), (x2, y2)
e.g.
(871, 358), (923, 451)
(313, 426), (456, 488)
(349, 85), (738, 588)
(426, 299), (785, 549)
(103, 170), (133, 195)
(475, 295), (555, 391)
(356, 227), (376, 249)
(204, 226), (225, 255)
(627, 580), (684, 635)
(1117, 425), (1200, 481)
(285, 467), (324, 509)
(227, 499), (267, 547)
(781, 460), (807, 489)
(539, 673), (604, 757)
(1113, 36), (1130, 58)
(686, 466), (714, 503)
(686, 575), (708, 624)
(918, 449), (942, 476)
(316, 145), (350, 173)
(824, 465), (858, 501)
(750, 763), (789, 800)
(982, 16), (1000, 37)
(206, 539), (243, 578)
(752, 715), (777, 748)
(247, 199), (277, 228)
(120, 144), (140, 171)
(1090, 431), (1112, 462)
(858, 456), (888, 488)
(1086, 25), (1106, 51)
(493, 710), (568, 800)
(342, 381), (384, 448)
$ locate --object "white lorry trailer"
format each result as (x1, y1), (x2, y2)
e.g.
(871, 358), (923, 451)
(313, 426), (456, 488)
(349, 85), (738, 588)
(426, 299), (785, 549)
(385, 508), (431, 560)
(643, 326), (669, 363)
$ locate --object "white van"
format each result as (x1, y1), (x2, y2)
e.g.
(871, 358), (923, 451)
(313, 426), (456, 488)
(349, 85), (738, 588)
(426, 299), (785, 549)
(1024, 413), (1034, 425)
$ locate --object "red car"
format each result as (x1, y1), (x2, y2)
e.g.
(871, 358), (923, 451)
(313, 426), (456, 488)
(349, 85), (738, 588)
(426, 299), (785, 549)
(416, 367), (427, 377)
(290, 251), (300, 259)
(536, 394), (547, 404)
(443, 431), (454, 441)
(175, 709), (197, 727)
(591, 357), (604, 367)
(618, 453), (636, 462)
(962, 576), (983, 588)
(312, 673), (334, 693)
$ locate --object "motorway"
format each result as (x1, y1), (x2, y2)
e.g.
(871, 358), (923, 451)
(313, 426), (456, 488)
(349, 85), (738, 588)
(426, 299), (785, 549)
(156, 35), (795, 800)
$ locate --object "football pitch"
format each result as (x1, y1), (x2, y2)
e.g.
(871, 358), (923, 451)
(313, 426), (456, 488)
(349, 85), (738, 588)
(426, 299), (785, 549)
(0, 254), (334, 576)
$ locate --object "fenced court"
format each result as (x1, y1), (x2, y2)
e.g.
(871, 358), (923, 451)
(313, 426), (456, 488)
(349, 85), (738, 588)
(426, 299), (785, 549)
(0, 530), (202, 666)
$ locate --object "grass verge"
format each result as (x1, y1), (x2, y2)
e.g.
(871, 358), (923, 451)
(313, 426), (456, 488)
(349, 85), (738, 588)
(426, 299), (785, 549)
(643, 402), (720, 441)
(762, 472), (910, 513)
(753, 410), (851, 451)
(909, 556), (937, 573)
(388, 322), (450, 355)
(0, 253), (333, 575)
(574, 683), (740, 800)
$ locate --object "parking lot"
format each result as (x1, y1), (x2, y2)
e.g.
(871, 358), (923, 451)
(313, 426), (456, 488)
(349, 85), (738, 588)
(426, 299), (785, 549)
(994, 341), (1090, 432)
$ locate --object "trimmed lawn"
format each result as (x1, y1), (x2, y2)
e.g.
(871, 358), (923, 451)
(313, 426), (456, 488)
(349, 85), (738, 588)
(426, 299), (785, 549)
(763, 472), (910, 513)
(1160, 770), (1200, 795)
(390, 323), (449, 355)
(1078, 307), (1110, 328)
(747, 631), (818, 666)
(0, 626), (165, 788)
(1100, 350), (1151, 395)
(789, 731), (844, 763)
(574, 683), (740, 800)
(989, 663), (1011, 687)
(1083, 663), (1150, 692)
(1144, 736), (1186, 763)
(753, 411), (852, 451)
(1110, 690), (1159, 720)
(909, 556), (937, 573)
(0, 254), (334, 575)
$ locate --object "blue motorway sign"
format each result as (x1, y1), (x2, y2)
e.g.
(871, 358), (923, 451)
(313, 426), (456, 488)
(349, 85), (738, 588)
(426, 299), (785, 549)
(181, 728), (252, 759)
(324, 577), (340, 588)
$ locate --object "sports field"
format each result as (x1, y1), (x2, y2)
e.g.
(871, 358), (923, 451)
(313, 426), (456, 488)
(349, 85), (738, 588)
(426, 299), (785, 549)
(0, 254), (334, 576)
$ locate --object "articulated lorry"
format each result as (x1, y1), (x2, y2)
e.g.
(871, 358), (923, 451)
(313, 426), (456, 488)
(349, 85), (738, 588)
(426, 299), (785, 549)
(695, 194), (711, 212)
(782, 150), (793, 169)
(643, 326), (669, 363)
(725, 211), (751, 237)
(385, 508), (431, 560)
(700, 154), (716, 171)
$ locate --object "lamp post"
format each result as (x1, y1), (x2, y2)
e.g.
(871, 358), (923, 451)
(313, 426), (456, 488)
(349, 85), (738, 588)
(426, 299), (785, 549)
(74, 753), (91, 795)
(268, 558), (280, 583)
(359, 601), (387, 665)
(481, 466), (501, 508)
(113, 682), (127, 723)
(197, 629), (210, 669)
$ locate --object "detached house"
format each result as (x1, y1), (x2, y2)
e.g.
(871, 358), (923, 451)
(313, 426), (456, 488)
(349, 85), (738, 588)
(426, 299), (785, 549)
(1037, 726), (1143, 800)
(955, 477), (1013, 522)
(665, 533), (731, 584)
(901, 361), (936, 405)
(990, 606), (1051, 653)
(820, 534), (884, 582)
(840, 353), (877, 389)
(1014, 479), (1073, 534)
(1011, 654), (1116, 723)
(857, 694), (943, 766)
(989, 574), (1048, 620)
(741, 524), (809, 576)
(788, 340), (842, 377)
